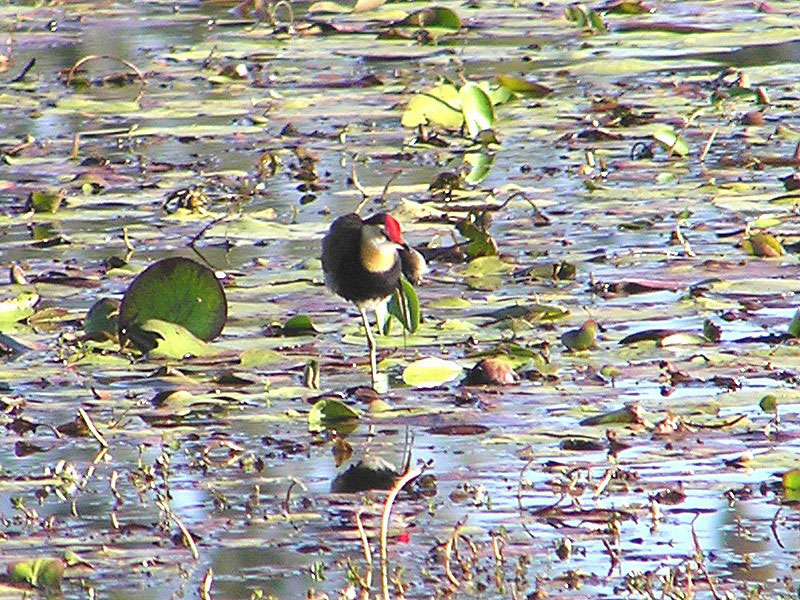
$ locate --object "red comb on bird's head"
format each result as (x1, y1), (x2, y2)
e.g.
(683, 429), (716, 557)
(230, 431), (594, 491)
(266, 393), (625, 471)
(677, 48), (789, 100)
(366, 213), (404, 245)
(383, 214), (404, 245)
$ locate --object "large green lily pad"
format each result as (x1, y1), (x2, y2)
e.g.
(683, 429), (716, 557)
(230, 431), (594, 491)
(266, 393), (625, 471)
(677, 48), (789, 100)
(118, 257), (227, 351)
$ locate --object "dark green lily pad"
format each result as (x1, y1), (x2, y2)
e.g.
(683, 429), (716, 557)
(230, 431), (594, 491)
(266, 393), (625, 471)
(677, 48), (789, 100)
(118, 257), (227, 352)
(280, 314), (320, 335)
(561, 319), (598, 351)
(84, 297), (120, 341)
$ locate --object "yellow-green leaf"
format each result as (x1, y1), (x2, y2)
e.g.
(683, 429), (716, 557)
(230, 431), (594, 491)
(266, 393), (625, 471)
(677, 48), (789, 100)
(459, 82), (495, 139)
(402, 357), (462, 387)
(652, 127), (690, 157)
(402, 93), (464, 130)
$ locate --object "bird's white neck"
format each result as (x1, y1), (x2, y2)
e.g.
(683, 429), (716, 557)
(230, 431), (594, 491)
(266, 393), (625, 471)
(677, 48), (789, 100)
(360, 226), (399, 273)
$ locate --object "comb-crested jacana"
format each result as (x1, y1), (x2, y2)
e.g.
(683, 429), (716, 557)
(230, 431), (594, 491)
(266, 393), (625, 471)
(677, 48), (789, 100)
(322, 212), (426, 387)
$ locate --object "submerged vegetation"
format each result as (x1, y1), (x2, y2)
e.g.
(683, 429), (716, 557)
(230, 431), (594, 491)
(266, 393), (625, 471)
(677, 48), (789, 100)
(1, 0), (800, 598)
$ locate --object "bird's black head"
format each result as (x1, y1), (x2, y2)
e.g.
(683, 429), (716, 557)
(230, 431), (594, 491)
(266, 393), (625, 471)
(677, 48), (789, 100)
(364, 213), (404, 245)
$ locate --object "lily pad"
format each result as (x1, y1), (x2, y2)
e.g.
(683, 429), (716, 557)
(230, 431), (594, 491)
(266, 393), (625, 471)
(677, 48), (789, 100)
(396, 6), (461, 30)
(30, 188), (64, 213)
(402, 356), (463, 387)
(280, 314), (319, 335)
(742, 232), (784, 257)
(759, 394), (777, 413)
(402, 92), (464, 130)
(8, 558), (64, 589)
(118, 257), (227, 352)
(84, 297), (120, 341)
(652, 126), (690, 157)
(308, 398), (361, 432)
(561, 319), (598, 352)
(495, 75), (553, 98)
(782, 468), (800, 503)
(136, 318), (217, 358)
(788, 310), (800, 338)
(0, 291), (39, 329)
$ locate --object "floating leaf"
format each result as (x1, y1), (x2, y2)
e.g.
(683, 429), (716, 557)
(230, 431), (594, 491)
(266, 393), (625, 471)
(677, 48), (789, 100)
(484, 83), (513, 106)
(0, 291), (39, 329)
(565, 4), (606, 32)
(457, 214), (498, 259)
(782, 468), (800, 503)
(63, 550), (92, 568)
(8, 558), (64, 589)
(464, 255), (514, 276)
(459, 82), (495, 139)
(135, 319), (217, 358)
(565, 4), (587, 26)
(602, 0), (653, 15)
(428, 424), (489, 435)
(307, 1), (351, 13)
(742, 232), (783, 257)
(788, 310), (800, 338)
(280, 314), (319, 335)
(118, 257), (227, 352)
(495, 75), (553, 98)
(331, 456), (398, 492)
(580, 404), (641, 426)
(463, 152), (494, 185)
(308, 398), (360, 432)
(402, 92), (464, 130)
(561, 319), (598, 351)
(652, 127), (690, 157)
(758, 394), (778, 413)
(352, 0), (387, 13)
(429, 83), (461, 107)
(484, 303), (569, 322)
(619, 329), (675, 344)
(397, 6), (461, 30)
(659, 332), (708, 346)
(240, 347), (285, 367)
(402, 356), (463, 387)
(29, 188), (64, 213)
(84, 297), (120, 341)
(587, 7), (607, 32)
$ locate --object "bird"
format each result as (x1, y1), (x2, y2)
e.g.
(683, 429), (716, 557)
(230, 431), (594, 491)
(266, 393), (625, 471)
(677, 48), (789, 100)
(322, 212), (426, 388)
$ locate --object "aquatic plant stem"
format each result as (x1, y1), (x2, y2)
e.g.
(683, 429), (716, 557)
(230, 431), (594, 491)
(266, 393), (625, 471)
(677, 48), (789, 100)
(380, 464), (425, 600)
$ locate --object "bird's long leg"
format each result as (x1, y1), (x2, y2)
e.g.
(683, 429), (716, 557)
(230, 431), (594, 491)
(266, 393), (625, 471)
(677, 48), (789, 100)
(359, 306), (378, 388)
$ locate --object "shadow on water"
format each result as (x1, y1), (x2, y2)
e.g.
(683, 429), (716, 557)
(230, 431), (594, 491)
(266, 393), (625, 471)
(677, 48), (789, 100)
(678, 37), (800, 67)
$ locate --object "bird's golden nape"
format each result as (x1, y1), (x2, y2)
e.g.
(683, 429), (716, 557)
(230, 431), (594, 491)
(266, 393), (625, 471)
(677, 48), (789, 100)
(359, 224), (402, 274)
